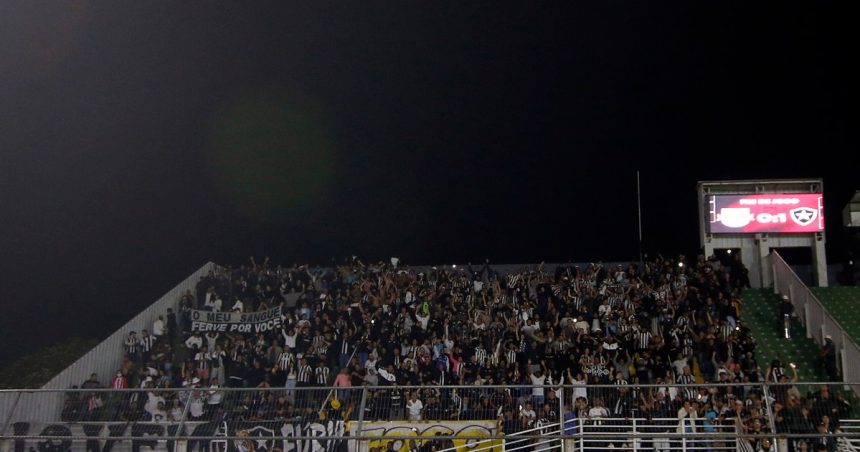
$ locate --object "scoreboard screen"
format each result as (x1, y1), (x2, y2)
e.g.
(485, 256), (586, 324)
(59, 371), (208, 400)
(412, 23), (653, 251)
(707, 193), (824, 233)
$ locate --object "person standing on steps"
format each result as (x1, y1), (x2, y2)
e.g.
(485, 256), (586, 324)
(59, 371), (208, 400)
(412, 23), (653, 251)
(778, 295), (794, 339)
(820, 335), (838, 382)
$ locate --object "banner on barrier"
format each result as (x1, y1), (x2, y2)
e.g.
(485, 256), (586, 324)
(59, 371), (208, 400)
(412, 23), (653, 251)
(347, 421), (501, 452)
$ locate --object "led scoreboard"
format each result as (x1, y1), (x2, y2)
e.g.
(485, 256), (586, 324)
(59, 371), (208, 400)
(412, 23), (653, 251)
(708, 193), (824, 233)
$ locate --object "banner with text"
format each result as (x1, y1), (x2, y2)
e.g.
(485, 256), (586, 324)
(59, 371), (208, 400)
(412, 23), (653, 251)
(347, 421), (501, 452)
(190, 307), (282, 333)
(9, 419), (345, 452)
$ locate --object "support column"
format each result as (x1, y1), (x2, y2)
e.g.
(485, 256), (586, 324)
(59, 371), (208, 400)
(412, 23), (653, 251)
(756, 234), (771, 288)
(813, 233), (829, 287)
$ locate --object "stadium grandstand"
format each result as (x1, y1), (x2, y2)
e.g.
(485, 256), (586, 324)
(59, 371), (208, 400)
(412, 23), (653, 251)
(1, 254), (858, 452)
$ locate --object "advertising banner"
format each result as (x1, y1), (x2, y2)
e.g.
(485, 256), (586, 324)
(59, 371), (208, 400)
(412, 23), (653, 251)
(9, 419), (346, 452)
(347, 421), (501, 452)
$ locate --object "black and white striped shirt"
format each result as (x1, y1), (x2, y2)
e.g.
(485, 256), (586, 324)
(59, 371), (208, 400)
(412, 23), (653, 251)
(140, 335), (155, 353)
(317, 342), (330, 356)
(474, 347), (487, 366)
(278, 352), (294, 371)
(506, 348), (517, 367)
(676, 374), (696, 400)
(636, 330), (652, 350)
(297, 364), (313, 383)
(315, 366), (330, 385)
(682, 337), (694, 357)
(195, 352), (209, 370)
(570, 296), (583, 311)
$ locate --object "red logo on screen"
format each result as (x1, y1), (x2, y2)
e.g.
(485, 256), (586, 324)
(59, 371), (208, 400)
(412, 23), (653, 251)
(789, 207), (817, 226)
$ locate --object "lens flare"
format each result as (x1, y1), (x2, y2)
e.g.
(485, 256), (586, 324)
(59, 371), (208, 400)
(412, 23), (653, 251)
(206, 87), (336, 224)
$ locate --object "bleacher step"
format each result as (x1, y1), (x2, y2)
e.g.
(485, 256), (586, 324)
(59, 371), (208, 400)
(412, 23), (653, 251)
(740, 289), (828, 381)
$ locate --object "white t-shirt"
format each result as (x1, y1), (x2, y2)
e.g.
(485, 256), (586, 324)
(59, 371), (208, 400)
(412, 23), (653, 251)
(530, 374), (546, 397)
(189, 395), (205, 419)
(672, 359), (687, 376)
(152, 319), (165, 337)
(520, 408), (536, 422)
(145, 392), (165, 418)
(231, 300), (244, 312)
(588, 406), (609, 418)
(572, 377), (588, 401)
(281, 330), (297, 350)
(185, 335), (203, 350)
(416, 312), (430, 330)
(407, 399), (423, 420)
(208, 386), (222, 405)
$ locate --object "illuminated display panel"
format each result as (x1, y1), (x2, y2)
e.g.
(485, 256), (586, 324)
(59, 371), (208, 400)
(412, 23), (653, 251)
(708, 193), (824, 233)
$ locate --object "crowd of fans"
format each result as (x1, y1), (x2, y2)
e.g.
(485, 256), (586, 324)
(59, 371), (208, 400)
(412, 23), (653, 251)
(61, 254), (853, 451)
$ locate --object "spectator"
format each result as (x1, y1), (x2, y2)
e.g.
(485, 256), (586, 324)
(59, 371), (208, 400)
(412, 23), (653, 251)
(91, 253), (792, 433)
(820, 335), (838, 381)
(185, 332), (203, 350)
(152, 316), (165, 339)
(124, 331), (139, 361)
(406, 391), (424, 420)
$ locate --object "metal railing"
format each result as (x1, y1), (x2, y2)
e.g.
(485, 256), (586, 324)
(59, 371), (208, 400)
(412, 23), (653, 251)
(771, 250), (860, 393)
(0, 383), (858, 452)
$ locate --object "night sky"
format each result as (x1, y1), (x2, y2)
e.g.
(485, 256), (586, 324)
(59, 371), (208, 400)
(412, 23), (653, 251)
(0, 2), (857, 363)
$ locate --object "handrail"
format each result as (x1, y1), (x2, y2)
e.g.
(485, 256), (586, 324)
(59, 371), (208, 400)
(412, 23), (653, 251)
(838, 437), (860, 452)
(5, 381), (860, 393)
(772, 250), (859, 349)
(771, 250), (860, 393)
(0, 392), (22, 436)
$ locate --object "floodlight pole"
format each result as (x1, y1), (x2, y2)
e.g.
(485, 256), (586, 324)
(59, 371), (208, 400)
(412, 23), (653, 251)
(637, 170), (644, 268)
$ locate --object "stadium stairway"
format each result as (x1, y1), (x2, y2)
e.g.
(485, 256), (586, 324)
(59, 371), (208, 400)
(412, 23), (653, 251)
(741, 289), (828, 381)
(810, 286), (860, 344)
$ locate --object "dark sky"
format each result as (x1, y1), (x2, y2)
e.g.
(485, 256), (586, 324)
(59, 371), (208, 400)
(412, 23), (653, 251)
(0, 2), (857, 363)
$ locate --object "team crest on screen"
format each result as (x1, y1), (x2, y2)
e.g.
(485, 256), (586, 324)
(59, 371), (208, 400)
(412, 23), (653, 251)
(789, 207), (817, 226)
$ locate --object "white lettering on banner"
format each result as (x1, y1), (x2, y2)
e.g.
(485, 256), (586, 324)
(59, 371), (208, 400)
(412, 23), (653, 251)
(206, 312), (233, 322)
(11, 420), (345, 452)
(190, 307), (282, 333)
(191, 321), (228, 332)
